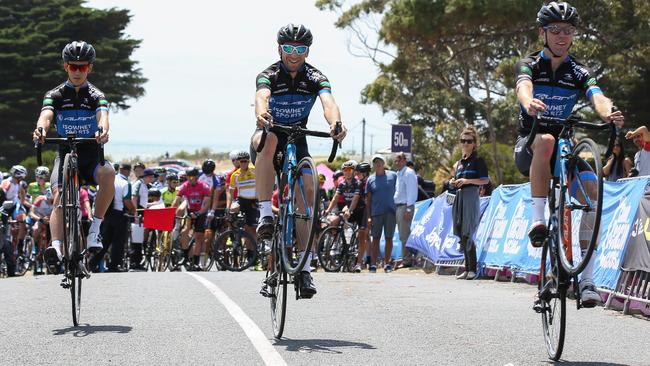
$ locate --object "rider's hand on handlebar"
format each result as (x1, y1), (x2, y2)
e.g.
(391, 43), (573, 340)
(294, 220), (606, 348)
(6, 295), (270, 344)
(605, 109), (624, 128)
(330, 122), (347, 142)
(525, 98), (547, 117)
(256, 111), (273, 129)
(33, 128), (45, 144)
(96, 128), (109, 144)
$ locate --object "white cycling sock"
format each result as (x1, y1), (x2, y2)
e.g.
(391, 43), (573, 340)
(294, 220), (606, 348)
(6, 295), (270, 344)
(259, 201), (272, 219)
(299, 251), (312, 273)
(580, 249), (597, 286)
(531, 197), (547, 224)
(51, 240), (62, 256)
(90, 216), (103, 232)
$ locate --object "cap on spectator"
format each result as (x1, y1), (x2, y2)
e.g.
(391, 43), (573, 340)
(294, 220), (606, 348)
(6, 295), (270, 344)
(134, 162), (146, 169)
(371, 154), (386, 164)
(143, 168), (155, 177)
(120, 163), (132, 170)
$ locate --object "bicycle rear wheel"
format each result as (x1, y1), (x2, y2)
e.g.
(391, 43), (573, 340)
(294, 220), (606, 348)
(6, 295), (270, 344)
(214, 229), (257, 271)
(558, 138), (603, 275)
(280, 157), (319, 274)
(270, 231), (287, 339)
(539, 236), (566, 361)
(317, 227), (345, 272)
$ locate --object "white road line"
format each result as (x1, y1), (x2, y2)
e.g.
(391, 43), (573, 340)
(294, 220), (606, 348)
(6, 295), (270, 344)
(187, 272), (288, 366)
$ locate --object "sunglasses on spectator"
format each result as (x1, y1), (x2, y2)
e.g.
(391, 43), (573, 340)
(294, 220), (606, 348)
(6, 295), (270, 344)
(239, 159), (249, 163)
(281, 44), (309, 55)
(544, 25), (578, 36)
(460, 139), (475, 144)
(66, 63), (90, 72)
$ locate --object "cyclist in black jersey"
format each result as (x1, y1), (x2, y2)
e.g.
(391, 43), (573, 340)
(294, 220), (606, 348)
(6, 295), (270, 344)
(514, 2), (624, 306)
(251, 24), (347, 297)
(32, 41), (115, 272)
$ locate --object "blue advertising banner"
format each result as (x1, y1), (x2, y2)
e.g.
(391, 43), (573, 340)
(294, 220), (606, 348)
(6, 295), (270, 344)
(379, 198), (433, 259)
(593, 177), (650, 289)
(406, 193), (489, 262)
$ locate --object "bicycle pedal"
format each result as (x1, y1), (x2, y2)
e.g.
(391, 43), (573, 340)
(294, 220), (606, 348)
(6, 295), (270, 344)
(259, 286), (273, 298)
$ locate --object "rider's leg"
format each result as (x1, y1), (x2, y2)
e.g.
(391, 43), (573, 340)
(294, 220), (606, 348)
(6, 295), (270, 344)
(528, 134), (555, 246)
(356, 228), (368, 265)
(252, 131), (278, 226)
(86, 164), (115, 251)
(295, 171), (315, 272)
(48, 187), (63, 254)
(192, 232), (204, 265)
(383, 212), (396, 271)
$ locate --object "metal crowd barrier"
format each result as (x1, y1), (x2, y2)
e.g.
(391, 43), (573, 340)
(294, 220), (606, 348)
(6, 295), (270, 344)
(604, 269), (650, 315)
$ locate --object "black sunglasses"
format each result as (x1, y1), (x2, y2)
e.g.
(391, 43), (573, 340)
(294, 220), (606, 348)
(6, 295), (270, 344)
(460, 139), (475, 144)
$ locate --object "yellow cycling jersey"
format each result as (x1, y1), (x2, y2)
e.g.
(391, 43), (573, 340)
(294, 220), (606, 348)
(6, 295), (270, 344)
(230, 165), (256, 199)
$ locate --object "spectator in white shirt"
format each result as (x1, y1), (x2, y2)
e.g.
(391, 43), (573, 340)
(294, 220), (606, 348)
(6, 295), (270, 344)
(393, 152), (419, 268)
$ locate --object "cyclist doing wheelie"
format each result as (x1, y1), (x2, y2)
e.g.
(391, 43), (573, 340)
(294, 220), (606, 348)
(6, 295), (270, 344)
(514, 2), (624, 306)
(34, 41), (115, 273)
(252, 24), (347, 296)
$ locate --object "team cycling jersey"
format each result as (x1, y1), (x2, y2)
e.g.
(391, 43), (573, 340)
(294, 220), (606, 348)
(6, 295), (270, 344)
(256, 61), (331, 125)
(42, 80), (109, 138)
(27, 182), (50, 199)
(177, 181), (210, 213)
(336, 178), (364, 209)
(230, 166), (256, 200)
(160, 187), (177, 207)
(198, 173), (221, 191)
(1, 178), (24, 201)
(31, 196), (54, 218)
(515, 50), (602, 136)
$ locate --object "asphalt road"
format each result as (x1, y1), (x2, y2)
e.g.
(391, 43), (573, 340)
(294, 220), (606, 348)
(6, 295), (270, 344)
(1, 270), (648, 365)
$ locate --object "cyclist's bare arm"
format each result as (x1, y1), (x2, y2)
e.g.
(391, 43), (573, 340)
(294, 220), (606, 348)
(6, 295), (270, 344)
(325, 192), (340, 214)
(226, 187), (235, 210)
(319, 92), (346, 141)
(626, 125), (650, 141)
(255, 89), (272, 128)
(591, 93), (623, 127)
(123, 197), (136, 215)
(516, 79), (546, 116)
(211, 187), (224, 211)
(96, 110), (109, 143)
(349, 193), (360, 212)
(33, 109), (54, 142)
(199, 196), (210, 214)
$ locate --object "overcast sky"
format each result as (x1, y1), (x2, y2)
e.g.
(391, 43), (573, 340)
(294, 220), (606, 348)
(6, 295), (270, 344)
(85, 0), (394, 160)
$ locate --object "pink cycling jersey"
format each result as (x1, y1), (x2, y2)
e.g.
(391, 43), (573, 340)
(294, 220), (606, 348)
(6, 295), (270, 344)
(177, 181), (211, 212)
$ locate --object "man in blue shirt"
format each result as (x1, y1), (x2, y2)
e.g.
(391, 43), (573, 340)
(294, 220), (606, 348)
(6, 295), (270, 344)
(366, 154), (397, 273)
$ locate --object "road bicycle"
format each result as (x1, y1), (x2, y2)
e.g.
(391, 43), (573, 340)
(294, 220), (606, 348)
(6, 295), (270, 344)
(213, 212), (257, 272)
(317, 212), (359, 272)
(524, 113), (616, 360)
(36, 128), (105, 326)
(258, 121), (340, 339)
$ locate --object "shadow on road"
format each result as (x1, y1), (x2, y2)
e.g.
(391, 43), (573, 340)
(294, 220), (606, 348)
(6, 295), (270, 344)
(52, 324), (133, 337)
(273, 338), (376, 354)
(547, 361), (632, 366)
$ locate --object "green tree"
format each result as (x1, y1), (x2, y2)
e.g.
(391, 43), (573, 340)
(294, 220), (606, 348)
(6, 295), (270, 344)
(0, 0), (146, 166)
(318, 0), (650, 184)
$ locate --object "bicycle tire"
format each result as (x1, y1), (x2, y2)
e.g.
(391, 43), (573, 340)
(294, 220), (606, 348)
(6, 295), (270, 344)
(63, 153), (82, 326)
(317, 227), (345, 272)
(280, 157), (319, 274)
(558, 138), (603, 275)
(540, 235), (566, 361)
(157, 231), (172, 272)
(214, 229), (257, 271)
(270, 232), (287, 339)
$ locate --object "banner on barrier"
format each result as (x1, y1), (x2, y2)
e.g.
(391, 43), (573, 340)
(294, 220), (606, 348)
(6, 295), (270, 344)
(406, 193), (489, 262)
(379, 197), (433, 259)
(623, 192), (650, 273)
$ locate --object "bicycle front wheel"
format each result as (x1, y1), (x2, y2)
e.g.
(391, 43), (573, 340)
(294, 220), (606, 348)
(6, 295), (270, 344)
(558, 138), (603, 275)
(317, 227), (345, 272)
(280, 157), (319, 275)
(539, 237), (566, 361)
(215, 229), (257, 271)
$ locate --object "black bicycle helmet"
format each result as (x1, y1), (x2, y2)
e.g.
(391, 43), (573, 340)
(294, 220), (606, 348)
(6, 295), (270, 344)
(186, 167), (200, 177)
(62, 41), (96, 63)
(332, 170), (343, 180)
(202, 159), (216, 174)
(148, 188), (161, 198)
(235, 150), (251, 160)
(355, 162), (371, 174)
(277, 23), (313, 46)
(537, 2), (579, 27)
(166, 173), (179, 181)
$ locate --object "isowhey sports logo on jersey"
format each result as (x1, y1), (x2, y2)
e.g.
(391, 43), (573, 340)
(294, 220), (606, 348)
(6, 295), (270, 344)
(56, 111), (97, 137)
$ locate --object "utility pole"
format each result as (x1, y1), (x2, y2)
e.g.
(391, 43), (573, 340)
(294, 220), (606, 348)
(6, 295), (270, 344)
(361, 118), (366, 161)
(370, 134), (374, 156)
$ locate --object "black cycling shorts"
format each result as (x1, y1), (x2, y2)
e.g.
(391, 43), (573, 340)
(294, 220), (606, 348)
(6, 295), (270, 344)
(191, 212), (208, 233)
(51, 144), (101, 187)
(337, 203), (367, 229)
(249, 124), (311, 168)
(238, 198), (259, 227)
(514, 135), (595, 178)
